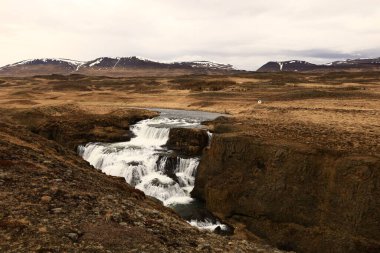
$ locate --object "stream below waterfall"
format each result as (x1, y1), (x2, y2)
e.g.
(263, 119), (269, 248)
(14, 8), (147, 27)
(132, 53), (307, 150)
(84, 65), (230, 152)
(78, 108), (230, 232)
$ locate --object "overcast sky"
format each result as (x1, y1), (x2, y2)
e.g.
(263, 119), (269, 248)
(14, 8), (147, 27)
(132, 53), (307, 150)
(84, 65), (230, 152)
(1, 0), (380, 70)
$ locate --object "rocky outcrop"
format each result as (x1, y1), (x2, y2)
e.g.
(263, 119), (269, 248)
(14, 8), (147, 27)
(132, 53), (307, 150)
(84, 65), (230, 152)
(2, 105), (158, 151)
(167, 128), (209, 156)
(192, 134), (380, 253)
(156, 154), (179, 183)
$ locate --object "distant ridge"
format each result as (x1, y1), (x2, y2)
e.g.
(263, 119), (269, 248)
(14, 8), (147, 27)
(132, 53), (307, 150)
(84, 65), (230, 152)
(2, 56), (380, 76)
(257, 57), (380, 72)
(0, 56), (236, 77)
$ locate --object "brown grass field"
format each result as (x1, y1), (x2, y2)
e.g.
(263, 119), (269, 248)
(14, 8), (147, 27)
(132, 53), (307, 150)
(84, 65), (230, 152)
(1, 71), (379, 156)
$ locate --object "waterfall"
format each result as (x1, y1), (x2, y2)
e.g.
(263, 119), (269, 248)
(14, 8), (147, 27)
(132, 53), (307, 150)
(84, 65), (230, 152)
(80, 117), (200, 206)
(175, 157), (199, 190)
(189, 219), (228, 231)
(79, 109), (228, 231)
(207, 131), (213, 146)
(129, 119), (170, 147)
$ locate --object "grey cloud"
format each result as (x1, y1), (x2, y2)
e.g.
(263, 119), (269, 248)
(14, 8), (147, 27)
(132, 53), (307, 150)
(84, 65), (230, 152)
(178, 47), (380, 60)
(282, 49), (362, 59)
(0, 0), (379, 70)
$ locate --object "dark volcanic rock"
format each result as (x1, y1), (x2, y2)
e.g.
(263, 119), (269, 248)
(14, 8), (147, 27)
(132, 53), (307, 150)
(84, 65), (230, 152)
(167, 128), (209, 156)
(192, 134), (380, 253)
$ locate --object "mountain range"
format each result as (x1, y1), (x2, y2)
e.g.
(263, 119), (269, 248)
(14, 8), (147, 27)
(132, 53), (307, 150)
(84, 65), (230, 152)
(0, 57), (236, 77)
(257, 58), (380, 72)
(0, 56), (380, 76)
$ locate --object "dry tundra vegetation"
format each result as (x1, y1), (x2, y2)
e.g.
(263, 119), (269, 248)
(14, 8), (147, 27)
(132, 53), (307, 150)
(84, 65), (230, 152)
(0, 71), (379, 252)
(1, 71), (379, 155)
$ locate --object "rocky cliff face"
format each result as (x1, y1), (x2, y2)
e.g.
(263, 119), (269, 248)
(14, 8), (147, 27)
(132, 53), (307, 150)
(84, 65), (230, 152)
(167, 128), (209, 156)
(192, 134), (380, 253)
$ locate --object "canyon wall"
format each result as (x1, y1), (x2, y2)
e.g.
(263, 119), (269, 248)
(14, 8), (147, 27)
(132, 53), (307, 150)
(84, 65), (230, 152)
(192, 134), (380, 253)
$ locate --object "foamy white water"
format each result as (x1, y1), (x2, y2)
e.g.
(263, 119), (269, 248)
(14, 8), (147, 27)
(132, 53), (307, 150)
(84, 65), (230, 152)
(189, 219), (228, 231)
(79, 108), (228, 231)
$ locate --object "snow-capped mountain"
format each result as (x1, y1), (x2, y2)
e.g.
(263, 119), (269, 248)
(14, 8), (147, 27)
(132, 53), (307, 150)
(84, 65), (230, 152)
(79, 57), (235, 71)
(0, 58), (85, 75)
(327, 57), (380, 67)
(2, 58), (84, 68)
(0, 57), (236, 76)
(80, 57), (165, 69)
(257, 57), (380, 72)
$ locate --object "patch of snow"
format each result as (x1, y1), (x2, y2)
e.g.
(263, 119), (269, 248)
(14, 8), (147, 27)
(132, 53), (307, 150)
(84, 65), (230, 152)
(59, 58), (84, 66)
(113, 57), (121, 68)
(278, 62), (283, 71)
(183, 60), (234, 70)
(89, 58), (104, 67)
(75, 62), (86, 71)
(332, 59), (355, 65)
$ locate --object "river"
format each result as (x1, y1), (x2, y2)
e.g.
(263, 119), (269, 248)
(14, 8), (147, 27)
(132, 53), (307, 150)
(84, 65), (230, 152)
(78, 108), (230, 232)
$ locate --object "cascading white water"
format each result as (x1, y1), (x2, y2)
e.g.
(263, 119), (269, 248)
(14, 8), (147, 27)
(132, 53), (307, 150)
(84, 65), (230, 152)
(189, 219), (228, 231)
(80, 109), (228, 231)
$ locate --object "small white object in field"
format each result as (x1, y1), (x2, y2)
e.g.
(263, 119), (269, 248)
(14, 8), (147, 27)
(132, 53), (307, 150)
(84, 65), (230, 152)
(258, 100), (262, 104)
